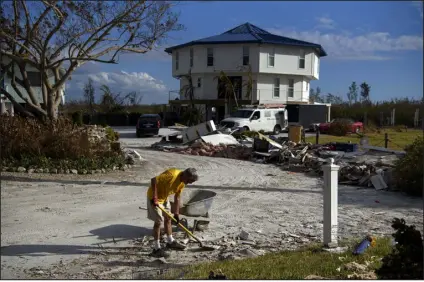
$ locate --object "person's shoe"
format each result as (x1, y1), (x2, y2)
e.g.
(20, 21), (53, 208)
(166, 240), (186, 250)
(150, 248), (170, 258)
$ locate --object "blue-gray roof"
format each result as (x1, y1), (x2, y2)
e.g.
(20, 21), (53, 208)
(164, 23), (327, 57)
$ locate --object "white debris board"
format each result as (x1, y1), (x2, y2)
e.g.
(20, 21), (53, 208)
(201, 134), (240, 146)
(182, 120), (217, 143)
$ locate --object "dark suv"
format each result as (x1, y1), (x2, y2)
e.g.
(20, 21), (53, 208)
(136, 114), (162, 137)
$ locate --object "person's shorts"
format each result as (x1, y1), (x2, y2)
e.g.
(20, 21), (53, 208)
(147, 197), (170, 223)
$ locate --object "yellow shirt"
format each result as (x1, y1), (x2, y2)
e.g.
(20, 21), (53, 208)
(147, 168), (185, 203)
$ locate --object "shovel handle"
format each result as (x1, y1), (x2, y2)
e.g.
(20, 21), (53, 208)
(156, 205), (204, 246)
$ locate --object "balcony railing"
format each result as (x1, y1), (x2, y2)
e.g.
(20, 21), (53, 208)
(169, 89), (310, 104)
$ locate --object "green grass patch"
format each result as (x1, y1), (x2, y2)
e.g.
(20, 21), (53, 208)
(306, 128), (422, 151)
(163, 237), (393, 279)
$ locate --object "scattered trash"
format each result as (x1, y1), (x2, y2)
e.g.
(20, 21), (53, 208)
(239, 230), (250, 240)
(305, 275), (330, 280)
(353, 235), (376, 255)
(182, 120), (217, 144)
(344, 262), (368, 272)
(201, 134), (240, 146)
(151, 125), (402, 190)
(346, 271), (377, 280)
(208, 270), (227, 279)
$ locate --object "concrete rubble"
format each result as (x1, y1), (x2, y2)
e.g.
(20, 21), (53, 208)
(151, 122), (402, 191)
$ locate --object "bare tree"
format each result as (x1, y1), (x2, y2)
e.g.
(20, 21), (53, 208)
(126, 91), (143, 105)
(347, 81), (358, 105)
(0, 0), (182, 120)
(98, 84), (135, 113)
(360, 82), (371, 103)
(83, 78), (95, 114)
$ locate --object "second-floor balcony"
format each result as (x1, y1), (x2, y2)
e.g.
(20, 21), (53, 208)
(168, 89), (310, 106)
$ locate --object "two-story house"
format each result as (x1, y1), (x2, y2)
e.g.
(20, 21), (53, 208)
(1, 57), (66, 116)
(165, 22), (327, 122)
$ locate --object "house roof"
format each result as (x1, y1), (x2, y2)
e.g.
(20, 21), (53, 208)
(164, 22), (327, 57)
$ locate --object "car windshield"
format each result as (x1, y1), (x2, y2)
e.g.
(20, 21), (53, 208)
(230, 110), (253, 118)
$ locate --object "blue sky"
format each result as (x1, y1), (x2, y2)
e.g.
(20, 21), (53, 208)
(68, 1), (423, 104)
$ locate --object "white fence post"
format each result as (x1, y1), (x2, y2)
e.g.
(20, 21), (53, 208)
(323, 158), (340, 248)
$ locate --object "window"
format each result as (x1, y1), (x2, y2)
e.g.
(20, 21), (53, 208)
(288, 79), (294, 98)
(252, 111), (260, 120)
(243, 46), (249, 65)
(207, 48), (214, 66)
(268, 48), (275, 67)
(264, 110), (271, 118)
(197, 78), (202, 88)
(273, 77), (280, 98)
(175, 51), (179, 70)
(190, 48), (194, 67)
(299, 50), (305, 69)
(27, 72), (42, 87)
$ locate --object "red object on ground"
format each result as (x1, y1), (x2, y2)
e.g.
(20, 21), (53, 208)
(375, 200), (380, 203)
(319, 118), (363, 134)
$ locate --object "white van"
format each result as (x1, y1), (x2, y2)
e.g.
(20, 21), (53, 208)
(219, 105), (288, 134)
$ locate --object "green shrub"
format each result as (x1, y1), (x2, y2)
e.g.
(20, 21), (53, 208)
(0, 116), (125, 171)
(393, 137), (423, 197)
(376, 218), (423, 279)
(105, 126), (120, 142)
(328, 120), (351, 136)
(71, 111), (83, 126)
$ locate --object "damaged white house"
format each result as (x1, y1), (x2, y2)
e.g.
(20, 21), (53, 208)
(1, 58), (66, 116)
(165, 22), (327, 122)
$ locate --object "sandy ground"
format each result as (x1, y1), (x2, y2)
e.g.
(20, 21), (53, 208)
(1, 127), (422, 279)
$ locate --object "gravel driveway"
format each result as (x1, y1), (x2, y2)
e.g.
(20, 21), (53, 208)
(1, 127), (422, 279)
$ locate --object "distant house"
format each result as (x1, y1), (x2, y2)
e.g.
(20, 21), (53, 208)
(164, 22), (327, 122)
(1, 58), (66, 116)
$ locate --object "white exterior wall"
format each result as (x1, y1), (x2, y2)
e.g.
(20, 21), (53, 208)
(170, 43), (321, 104)
(258, 44), (319, 80)
(256, 74), (309, 103)
(172, 44), (260, 77)
(312, 53), (320, 79)
(2, 58), (66, 104)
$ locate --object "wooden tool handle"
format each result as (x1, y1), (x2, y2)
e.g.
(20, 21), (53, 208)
(156, 205), (203, 245)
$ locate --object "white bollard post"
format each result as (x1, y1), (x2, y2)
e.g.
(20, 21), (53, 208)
(323, 158), (340, 248)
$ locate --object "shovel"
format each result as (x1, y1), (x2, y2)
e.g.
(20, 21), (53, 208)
(156, 205), (216, 251)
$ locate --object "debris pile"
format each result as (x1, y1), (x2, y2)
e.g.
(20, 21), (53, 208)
(152, 120), (402, 190)
(169, 142), (252, 160)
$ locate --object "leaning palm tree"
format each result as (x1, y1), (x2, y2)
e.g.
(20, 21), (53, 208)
(238, 64), (253, 100)
(179, 69), (203, 125)
(213, 71), (239, 114)
(179, 68), (195, 109)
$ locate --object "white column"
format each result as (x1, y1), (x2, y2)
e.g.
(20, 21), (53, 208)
(9, 102), (14, 117)
(0, 100), (6, 115)
(323, 158), (340, 247)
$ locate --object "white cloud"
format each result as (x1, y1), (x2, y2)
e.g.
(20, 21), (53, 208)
(267, 20), (423, 61)
(67, 70), (169, 104)
(315, 16), (336, 30)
